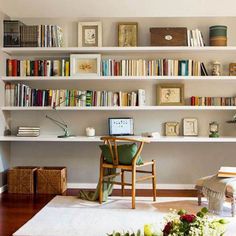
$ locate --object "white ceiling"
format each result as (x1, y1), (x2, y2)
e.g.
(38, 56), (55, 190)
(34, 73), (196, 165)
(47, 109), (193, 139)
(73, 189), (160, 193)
(1, 0), (236, 18)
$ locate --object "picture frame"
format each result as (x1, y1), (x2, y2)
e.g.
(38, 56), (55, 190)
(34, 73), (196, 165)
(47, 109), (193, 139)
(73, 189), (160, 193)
(78, 22), (102, 47)
(157, 84), (185, 106)
(165, 122), (180, 136)
(70, 54), (101, 76)
(118, 22), (138, 47)
(183, 118), (198, 136)
(229, 63), (236, 76)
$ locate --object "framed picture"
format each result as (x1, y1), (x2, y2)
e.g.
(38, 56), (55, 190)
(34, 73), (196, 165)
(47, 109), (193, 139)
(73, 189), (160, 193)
(118, 22), (138, 47)
(157, 84), (184, 106)
(70, 54), (101, 76)
(165, 122), (180, 136)
(183, 118), (198, 136)
(78, 22), (102, 47)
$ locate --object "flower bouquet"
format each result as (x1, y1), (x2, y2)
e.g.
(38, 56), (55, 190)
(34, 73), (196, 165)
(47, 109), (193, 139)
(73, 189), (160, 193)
(107, 207), (228, 236)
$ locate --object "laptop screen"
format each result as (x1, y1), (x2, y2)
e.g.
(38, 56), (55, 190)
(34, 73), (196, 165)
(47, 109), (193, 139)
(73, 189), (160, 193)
(108, 118), (134, 136)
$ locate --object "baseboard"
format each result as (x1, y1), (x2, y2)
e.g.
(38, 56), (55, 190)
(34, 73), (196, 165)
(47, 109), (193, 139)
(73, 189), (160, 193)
(68, 183), (195, 190)
(0, 185), (7, 193)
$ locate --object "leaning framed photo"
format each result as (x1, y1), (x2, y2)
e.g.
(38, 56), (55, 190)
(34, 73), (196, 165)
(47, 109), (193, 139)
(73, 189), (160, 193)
(118, 22), (138, 47)
(78, 22), (102, 47)
(165, 122), (180, 136)
(183, 118), (198, 136)
(157, 84), (184, 106)
(70, 54), (101, 76)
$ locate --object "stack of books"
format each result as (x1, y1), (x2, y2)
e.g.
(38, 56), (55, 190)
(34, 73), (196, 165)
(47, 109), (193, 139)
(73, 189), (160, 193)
(5, 83), (146, 107)
(101, 58), (207, 76)
(6, 59), (70, 76)
(187, 29), (205, 47)
(20, 25), (63, 47)
(190, 96), (236, 106)
(218, 166), (236, 178)
(17, 126), (40, 137)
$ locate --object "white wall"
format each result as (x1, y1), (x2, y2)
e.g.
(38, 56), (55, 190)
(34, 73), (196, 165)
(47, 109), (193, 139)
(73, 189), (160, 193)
(1, 0), (236, 18)
(0, 11), (10, 188)
(6, 17), (236, 188)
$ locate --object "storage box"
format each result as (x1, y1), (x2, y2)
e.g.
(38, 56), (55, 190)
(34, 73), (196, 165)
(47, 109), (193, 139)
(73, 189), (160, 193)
(8, 166), (37, 194)
(37, 167), (67, 194)
(150, 27), (187, 46)
(4, 20), (25, 47)
(209, 25), (227, 46)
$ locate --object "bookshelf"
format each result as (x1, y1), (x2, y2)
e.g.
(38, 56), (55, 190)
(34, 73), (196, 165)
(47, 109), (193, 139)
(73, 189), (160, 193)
(2, 16), (236, 191)
(2, 106), (236, 111)
(2, 76), (236, 82)
(3, 46), (236, 55)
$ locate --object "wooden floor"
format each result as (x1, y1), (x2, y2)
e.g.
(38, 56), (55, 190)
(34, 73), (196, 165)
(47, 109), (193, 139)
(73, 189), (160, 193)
(0, 189), (197, 236)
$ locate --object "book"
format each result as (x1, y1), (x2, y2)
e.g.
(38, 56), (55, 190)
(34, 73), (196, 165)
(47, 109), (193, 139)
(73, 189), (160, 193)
(218, 166), (236, 177)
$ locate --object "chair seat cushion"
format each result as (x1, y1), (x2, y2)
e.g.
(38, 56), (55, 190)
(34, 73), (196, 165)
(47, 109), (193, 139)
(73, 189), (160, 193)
(99, 143), (143, 165)
(196, 175), (236, 195)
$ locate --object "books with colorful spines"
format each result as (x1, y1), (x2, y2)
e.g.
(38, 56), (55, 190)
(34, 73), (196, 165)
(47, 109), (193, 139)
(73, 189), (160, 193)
(218, 166), (236, 177)
(86, 90), (93, 106)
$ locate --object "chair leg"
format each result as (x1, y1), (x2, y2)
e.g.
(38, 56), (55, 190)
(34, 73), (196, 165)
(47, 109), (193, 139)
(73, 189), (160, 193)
(132, 166), (136, 209)
(231, 195), (235, 217)
(197, 189), (202, 206)
(152, 159), (156, 202)
(121, 169), (125, 196)
(99, 165), (104, 204)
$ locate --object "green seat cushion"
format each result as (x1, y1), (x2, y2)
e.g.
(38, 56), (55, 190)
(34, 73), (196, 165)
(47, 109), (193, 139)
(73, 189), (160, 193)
(99, 143), (143, 165)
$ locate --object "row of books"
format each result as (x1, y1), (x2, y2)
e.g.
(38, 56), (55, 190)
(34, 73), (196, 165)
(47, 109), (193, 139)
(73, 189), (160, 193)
(5, 83), (146, 107)
(6, 59), (70, 76)
(187, 29), (205, 47)
(17, 127), (40, 137)
(190, 96), (236, 106)
(101, 59), (208, 76)
(20, 25), (63, 47)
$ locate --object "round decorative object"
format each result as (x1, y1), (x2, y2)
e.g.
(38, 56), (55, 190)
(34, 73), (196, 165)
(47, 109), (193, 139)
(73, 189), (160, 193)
(86, 127), (95, 137)
(212, 61), (221, 76)
(209, 25), (227, 46)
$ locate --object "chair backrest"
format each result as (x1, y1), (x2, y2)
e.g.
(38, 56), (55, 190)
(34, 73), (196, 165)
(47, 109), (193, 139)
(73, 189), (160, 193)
(100, 136), (150, 166)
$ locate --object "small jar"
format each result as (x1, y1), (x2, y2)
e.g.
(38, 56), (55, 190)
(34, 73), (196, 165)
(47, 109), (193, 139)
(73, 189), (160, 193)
(86, 127), (95, 137)
(212, 61), (221, 76)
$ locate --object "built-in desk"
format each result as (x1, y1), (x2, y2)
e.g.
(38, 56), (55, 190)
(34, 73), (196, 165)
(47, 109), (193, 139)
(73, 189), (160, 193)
(1, 135), (236, 143)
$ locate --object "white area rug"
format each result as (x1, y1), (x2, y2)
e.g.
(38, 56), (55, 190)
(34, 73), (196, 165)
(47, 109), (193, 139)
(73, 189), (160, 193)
(13, 196), (236, 236)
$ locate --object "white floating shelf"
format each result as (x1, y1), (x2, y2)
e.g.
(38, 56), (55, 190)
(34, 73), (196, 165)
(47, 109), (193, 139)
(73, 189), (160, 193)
(2, 46), (236, 55)
(2, 76), (236, 82)
(1, 135), (236, 143)
(2, 106), (236, 111)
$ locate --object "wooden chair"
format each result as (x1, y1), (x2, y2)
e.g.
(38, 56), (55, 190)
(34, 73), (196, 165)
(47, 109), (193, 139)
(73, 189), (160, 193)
(99, 136), (156, 209)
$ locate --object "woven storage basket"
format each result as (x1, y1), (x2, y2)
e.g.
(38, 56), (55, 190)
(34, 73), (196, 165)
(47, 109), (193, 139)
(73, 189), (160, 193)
(36, 167), (67, 194)
(8, 166), (37, 193)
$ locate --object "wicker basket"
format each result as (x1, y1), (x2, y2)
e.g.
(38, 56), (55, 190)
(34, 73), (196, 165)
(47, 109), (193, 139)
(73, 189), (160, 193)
(36, 167), (67, 194)
(8, 166), (37, 194)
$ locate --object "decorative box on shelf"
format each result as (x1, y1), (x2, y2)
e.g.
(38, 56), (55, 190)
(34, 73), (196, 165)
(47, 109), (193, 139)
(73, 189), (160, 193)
(36, 167), (67, 194)
(8, 166), (37, 194)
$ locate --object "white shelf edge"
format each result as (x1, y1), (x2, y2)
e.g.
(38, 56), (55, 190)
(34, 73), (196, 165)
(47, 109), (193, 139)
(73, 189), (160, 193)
(1, 75), (236, 81)
(1, 135), (236, 143)
(2, 46), (236, 55)
(1, 106), (236, 111)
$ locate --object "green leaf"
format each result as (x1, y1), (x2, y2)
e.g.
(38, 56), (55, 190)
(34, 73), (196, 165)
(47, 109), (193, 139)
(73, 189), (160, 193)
(178, 209), (187, 215)
(201, 207), (208, 214)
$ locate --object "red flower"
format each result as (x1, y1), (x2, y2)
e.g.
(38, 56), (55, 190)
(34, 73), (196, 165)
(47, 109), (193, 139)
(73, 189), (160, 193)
(163, 222), (173, 236)
(180, 214), (196, 223)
